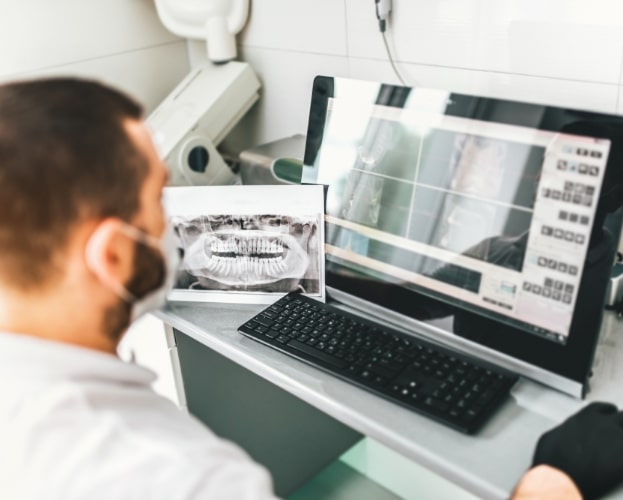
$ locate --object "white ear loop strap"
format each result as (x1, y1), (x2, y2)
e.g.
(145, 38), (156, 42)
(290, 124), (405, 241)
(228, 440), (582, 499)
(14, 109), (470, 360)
(116, 222), (162, 250)
(104, 273), (137, 304)
(85, 221), (142, 304)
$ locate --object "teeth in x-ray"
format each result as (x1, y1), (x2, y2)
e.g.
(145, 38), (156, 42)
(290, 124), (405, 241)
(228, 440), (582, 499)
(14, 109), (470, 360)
(183, 229), (310, 286)
(213, 238), (286, 256)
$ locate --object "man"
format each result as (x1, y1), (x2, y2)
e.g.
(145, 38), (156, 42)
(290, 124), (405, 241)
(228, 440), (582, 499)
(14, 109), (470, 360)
(0, 78), (276, 499)
(0, 77), (620, 500)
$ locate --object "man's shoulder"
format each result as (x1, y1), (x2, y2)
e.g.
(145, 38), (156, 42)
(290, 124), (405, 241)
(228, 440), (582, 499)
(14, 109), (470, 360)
(1, 378), (272, 499)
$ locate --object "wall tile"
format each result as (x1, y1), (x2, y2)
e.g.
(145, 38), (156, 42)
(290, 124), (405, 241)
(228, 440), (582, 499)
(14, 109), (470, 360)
(13, 42), (190, 113)
(346, 0), (623, 84)
(239, 0), (348, 56)
(220, 46), (350, 154)
(0, 0), (180, 78)
(505, 21), (623, 84)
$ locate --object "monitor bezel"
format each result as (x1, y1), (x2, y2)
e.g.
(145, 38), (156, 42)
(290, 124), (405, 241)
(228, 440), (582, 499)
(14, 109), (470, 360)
(302, 75), (623, 397)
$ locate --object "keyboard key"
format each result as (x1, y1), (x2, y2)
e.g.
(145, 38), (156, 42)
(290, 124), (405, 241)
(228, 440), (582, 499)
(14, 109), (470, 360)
(254, 316), (273, 328)
(368, 363), (397, 379)
(287, 339), (348, 369)
(265, 329), (279, 339)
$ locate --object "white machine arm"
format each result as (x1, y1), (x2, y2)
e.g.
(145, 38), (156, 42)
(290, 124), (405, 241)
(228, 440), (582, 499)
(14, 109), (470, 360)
(147, 62), (260, 186)
(149, 0), (260, 186)
(154, 0), (249, 63)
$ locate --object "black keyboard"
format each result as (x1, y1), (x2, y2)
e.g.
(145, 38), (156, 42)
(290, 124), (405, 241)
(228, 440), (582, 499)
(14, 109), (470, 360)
(238, 292), (518, 434)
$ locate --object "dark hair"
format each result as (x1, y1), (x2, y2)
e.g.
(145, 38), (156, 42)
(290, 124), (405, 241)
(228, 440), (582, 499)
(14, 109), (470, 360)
(0, 77), (148, 289)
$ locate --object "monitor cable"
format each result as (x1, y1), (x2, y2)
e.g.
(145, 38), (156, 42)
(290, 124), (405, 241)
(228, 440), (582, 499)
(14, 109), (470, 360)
(375, 0), (408, 87)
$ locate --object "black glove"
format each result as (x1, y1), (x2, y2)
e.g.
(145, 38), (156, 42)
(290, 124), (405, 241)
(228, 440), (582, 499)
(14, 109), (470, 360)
(532, 402), (623, 499)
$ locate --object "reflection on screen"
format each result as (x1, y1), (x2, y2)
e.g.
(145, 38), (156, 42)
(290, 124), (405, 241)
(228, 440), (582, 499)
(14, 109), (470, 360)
(305, 93), (611, 345)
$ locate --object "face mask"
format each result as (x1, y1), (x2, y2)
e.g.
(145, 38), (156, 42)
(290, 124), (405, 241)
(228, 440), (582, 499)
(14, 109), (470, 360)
(87, 222), (180, 321)
(108, 222), (180, 322)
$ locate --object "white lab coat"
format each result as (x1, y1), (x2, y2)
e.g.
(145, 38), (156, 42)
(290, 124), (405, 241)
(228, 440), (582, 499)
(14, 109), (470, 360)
(0, 331), (278, 500)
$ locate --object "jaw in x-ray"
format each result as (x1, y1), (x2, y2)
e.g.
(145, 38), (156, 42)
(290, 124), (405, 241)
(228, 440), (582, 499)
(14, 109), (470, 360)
(173, 214), (320, 293)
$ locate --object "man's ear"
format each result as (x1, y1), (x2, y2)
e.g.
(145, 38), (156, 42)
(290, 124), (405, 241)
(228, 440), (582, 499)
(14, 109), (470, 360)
(85, 218), (134, 301)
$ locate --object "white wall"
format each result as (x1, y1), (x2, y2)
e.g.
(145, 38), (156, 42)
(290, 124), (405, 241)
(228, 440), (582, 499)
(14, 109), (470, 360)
(213, 0), (623, 154)
(0, 0), (190, 113)
(2, 0), (620, 184)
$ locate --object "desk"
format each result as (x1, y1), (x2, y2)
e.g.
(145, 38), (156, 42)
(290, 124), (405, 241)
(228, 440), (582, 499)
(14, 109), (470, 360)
(155, 302), (623, 499)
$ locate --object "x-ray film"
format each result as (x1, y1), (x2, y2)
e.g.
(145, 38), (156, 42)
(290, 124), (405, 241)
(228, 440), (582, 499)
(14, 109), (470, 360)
(164, 184), (325, 304)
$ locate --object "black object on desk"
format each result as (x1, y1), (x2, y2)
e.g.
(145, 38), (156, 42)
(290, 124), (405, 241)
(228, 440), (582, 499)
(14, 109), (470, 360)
(239, 291), (518, 434)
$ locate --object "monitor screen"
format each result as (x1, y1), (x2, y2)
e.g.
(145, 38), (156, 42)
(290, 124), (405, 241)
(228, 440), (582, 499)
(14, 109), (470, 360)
(302, 76), (623, 395)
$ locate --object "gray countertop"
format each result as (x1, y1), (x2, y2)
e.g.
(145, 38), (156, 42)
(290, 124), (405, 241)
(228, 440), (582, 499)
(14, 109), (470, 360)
(156, 302), (623, 500)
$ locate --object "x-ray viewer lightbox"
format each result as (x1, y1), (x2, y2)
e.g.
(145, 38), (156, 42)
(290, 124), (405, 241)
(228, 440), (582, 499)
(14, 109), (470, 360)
(302, 75), (623, 397)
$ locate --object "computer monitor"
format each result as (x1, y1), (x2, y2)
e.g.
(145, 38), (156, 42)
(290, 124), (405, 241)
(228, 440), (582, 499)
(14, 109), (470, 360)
(301, 76), (623, 398)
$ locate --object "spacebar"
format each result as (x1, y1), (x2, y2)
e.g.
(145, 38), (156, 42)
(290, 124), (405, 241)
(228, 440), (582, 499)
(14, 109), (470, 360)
(287, 339), (347, 369)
